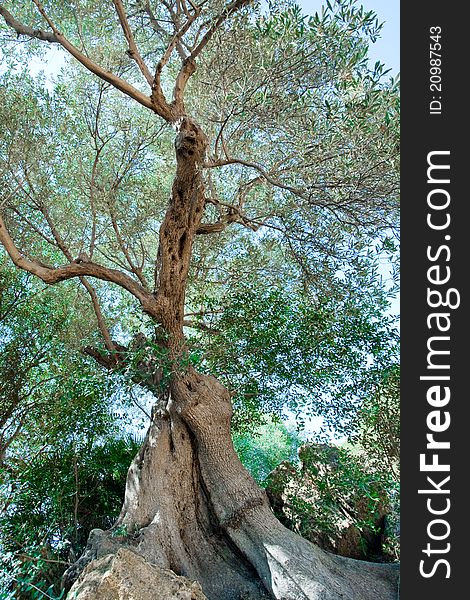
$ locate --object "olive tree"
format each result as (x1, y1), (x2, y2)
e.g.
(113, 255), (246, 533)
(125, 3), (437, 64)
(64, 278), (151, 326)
(0, 1), (399, 598)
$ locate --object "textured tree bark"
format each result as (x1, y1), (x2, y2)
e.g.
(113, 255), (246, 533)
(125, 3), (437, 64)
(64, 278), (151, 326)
(153, 117), (208, 337)
(65, 120), (399, 599)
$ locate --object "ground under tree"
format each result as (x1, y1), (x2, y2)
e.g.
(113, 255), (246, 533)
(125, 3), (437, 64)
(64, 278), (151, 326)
(0, 1), (399, 598)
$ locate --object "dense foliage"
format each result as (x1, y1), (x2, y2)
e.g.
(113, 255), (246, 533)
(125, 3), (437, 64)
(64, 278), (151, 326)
(266, 443), (399, 562)
(233, 416), (301, 483)
(0, 435), (139, 599)
(193, 262), (398, 435)
(0, 260), (113, 463)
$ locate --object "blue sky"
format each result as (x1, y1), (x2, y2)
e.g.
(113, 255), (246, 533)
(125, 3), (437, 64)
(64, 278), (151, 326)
(298, 0), (400, 75)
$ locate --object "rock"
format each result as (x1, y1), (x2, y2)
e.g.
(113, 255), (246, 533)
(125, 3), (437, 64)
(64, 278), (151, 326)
(67, 548), (208, 600)
(62, 528), (124, 592)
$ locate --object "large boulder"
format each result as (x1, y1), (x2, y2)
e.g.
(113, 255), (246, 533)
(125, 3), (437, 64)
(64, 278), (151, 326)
(67, 548), (207, 600)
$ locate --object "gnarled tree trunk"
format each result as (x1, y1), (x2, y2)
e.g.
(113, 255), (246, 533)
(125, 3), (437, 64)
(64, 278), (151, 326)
(65, 371), (398, 599)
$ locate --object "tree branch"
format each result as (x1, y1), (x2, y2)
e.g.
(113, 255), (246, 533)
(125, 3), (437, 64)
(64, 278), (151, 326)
(24, 201), (118, 351)
(80, 279), (116, 352)
(183, 319), (219, 334)
(112, 0), (154, 85)
(143, 1), (187, 61)
(196, 174), (264, 234)
(107, 201), (150, 289)
(0, 213), (159, 317)
(189, 0), (252, 60)
(152, 6), (199, 116)
(195, 204), (255, 234)
(204, 157), (308, 199)
(169, 0), (252, 111)
(158, 6), (199, 70)
(0, 4), (56, 42)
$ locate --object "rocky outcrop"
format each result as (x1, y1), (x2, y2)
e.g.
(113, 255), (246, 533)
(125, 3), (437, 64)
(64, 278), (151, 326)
(265, 444), (391, 562)
(67, 548), (207, 600)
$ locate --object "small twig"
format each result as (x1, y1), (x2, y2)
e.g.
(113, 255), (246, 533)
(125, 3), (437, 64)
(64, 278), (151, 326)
(17, 553), (71, 567)
(11, 575), (59, 600)
(73, 453), (79, 544)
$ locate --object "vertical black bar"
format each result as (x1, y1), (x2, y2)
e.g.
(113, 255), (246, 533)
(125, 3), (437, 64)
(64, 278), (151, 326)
(401, 1), (466, 598)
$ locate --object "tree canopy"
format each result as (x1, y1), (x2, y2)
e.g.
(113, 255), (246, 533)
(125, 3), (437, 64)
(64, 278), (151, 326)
(0, 0), (399, 427)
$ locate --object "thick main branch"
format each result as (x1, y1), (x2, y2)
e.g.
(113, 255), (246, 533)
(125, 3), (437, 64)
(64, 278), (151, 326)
(153, 117), (208, 337)
(0, 213), (158, 317)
